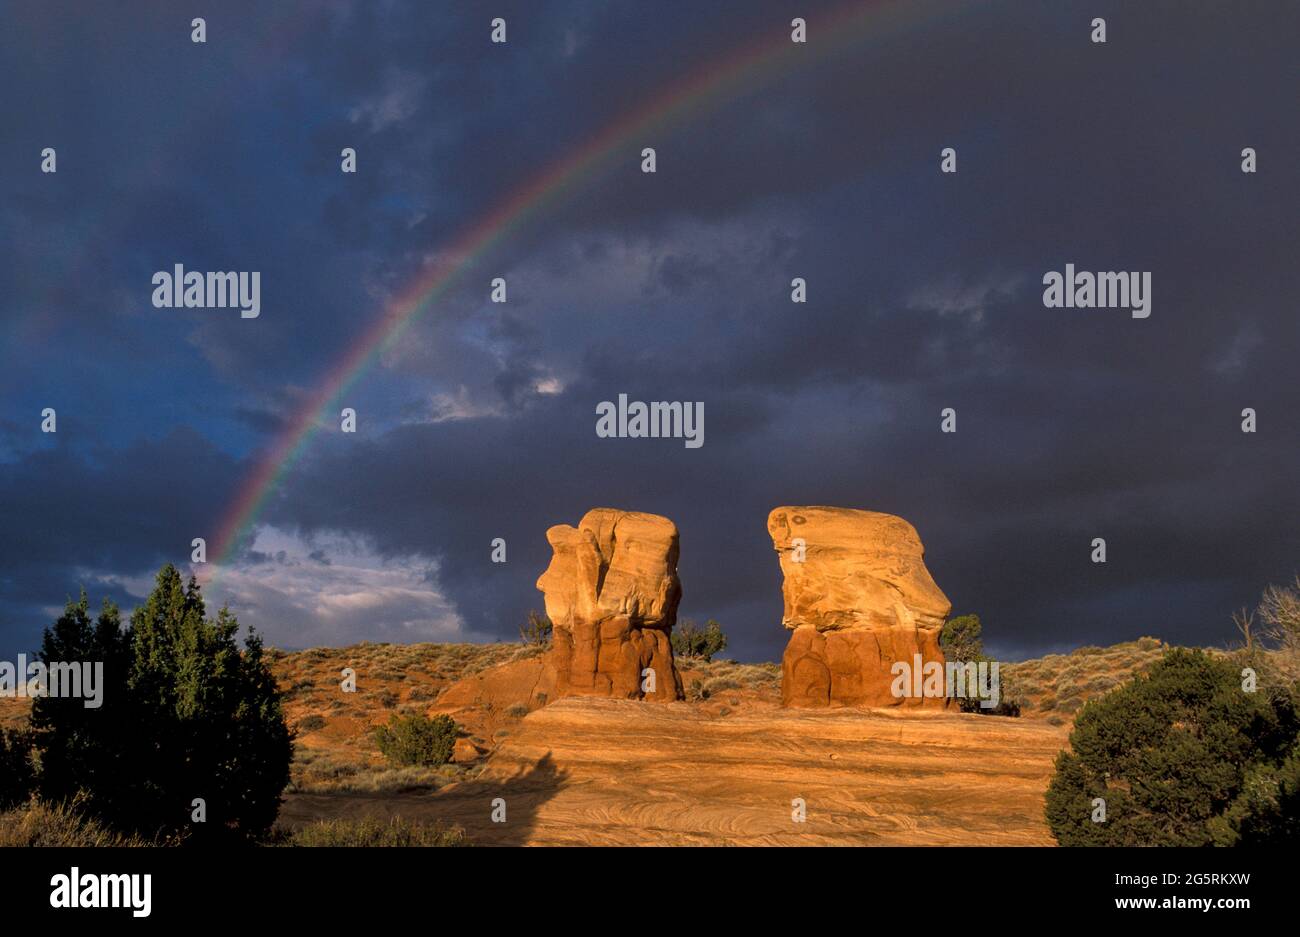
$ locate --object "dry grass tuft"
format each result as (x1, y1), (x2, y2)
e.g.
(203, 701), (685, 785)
(277, 816), (467, 847)
(0, 799), (157, 847)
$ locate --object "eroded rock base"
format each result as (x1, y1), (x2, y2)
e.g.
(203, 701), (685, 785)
(782, 625), (949, 709)
(548, 617), (682, 701)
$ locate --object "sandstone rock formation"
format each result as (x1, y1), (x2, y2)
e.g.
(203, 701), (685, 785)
(536, 508), (684, 701)
(434, 656), (555, 718)
(768, 506), (951, 709)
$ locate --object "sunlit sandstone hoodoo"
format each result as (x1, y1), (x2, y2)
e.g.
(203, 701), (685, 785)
(768, 506), (951, 709)
(536, 508), (684, 701)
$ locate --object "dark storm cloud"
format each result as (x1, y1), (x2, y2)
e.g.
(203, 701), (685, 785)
(1, 1), (1295, 661)
(0, 430), (239, 572)
(0, 429), (242, 652)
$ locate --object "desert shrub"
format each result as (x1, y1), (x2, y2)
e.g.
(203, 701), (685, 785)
(672, 619), (728, 662)
(289, 751), (457, 794)
(1260, 578), (1300, 644)
(1237, 577), (1300, 685)
(725, 663), (781, 690)
(685, 660), (778, 694)
(0, 729), (34, 810)
(702, 677), (741, 697)
(982, 695), (1022, 718)
(687, 679), (707, 701)
(298, 715), (327, 732)
(346, 766), (458, 794)
(519, 610), (553, 646)
(377, 689), (399, 709)
(374, 713), (458, 767)
(31, 567), (292, 843)
(1045, 648), (1300, 845)
(1211, 749), (1300, 845)
(940, 614), (985, 663)
(284, 816), (466, 847)
(505, 704), (530, 719)
(279, 678), (316, 704)
(287, 749), (361, 792)
(1084, 675), (1119, 694)
(940, 613), (1020, 716)
(941, 614), (988, 714)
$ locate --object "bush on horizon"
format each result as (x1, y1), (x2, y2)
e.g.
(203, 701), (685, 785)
(519, 610), (553, 646)
(1045, 647), (1300, 845)
(940, 614), (985, 665)
(672, 619), (728, 662)
(939, 613), (1020, 716)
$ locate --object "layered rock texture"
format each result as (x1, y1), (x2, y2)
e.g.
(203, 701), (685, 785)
(768, 506), (951, 709)
(536, 508), (684, 701)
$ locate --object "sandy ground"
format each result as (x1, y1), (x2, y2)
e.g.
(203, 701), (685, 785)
(281, 696), (1069, 845)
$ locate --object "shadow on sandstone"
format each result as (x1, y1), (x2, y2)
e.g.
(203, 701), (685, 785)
(425, 751), (569, 845)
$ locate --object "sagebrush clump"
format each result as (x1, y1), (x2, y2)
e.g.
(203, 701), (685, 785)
(374, 713), (459, 767)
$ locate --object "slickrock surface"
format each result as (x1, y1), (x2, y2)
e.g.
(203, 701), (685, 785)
(281, 698), (1068, 845)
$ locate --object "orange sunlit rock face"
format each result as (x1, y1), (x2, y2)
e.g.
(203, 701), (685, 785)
(768, 506), (951, 709)
(536, 508), (683, 701)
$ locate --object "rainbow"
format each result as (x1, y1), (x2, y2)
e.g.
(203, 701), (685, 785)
(208, 0), (957, 573)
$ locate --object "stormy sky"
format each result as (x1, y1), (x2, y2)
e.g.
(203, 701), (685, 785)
(1, 0), (1296, 663)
